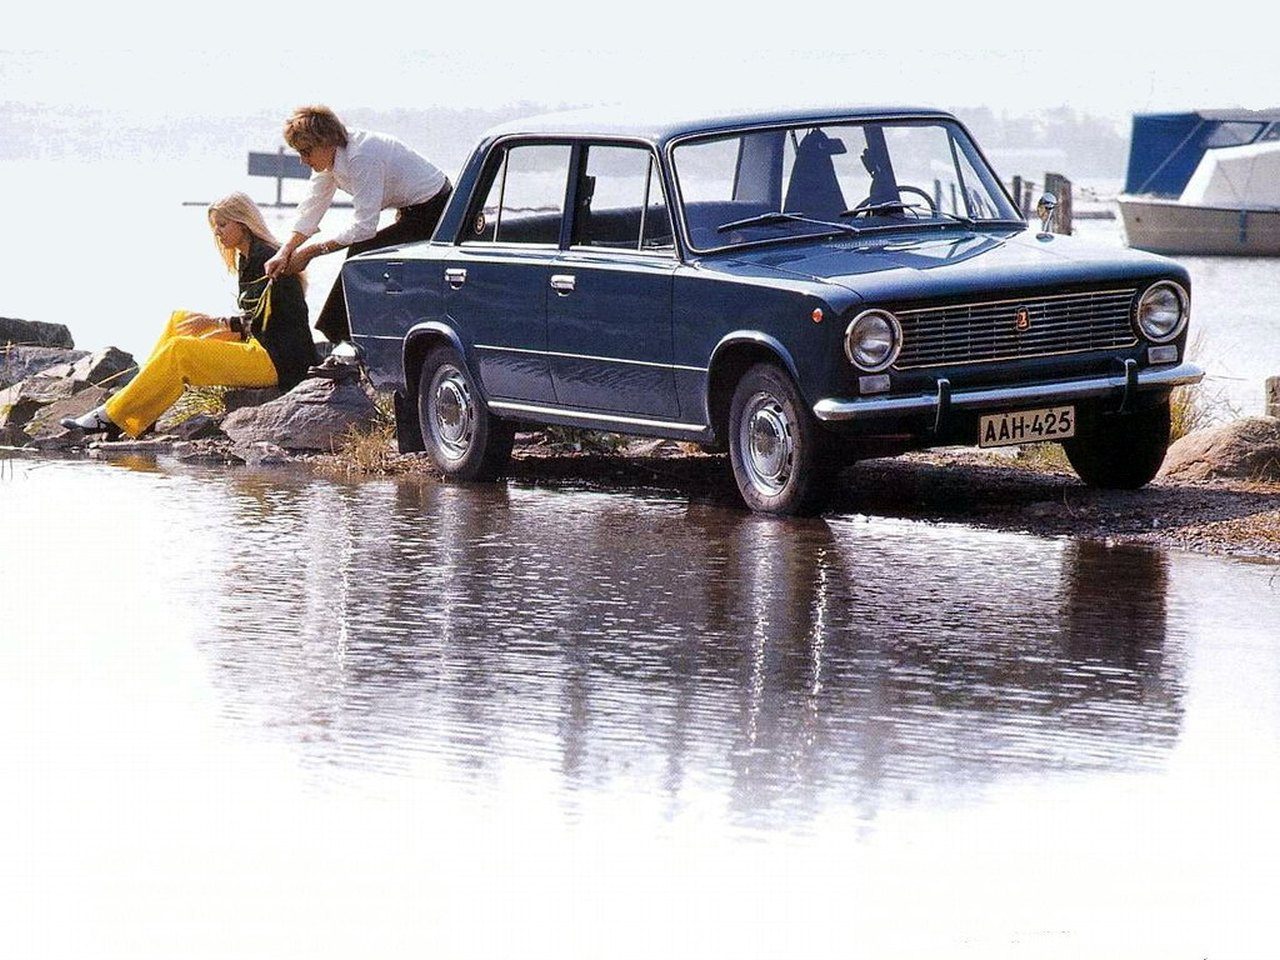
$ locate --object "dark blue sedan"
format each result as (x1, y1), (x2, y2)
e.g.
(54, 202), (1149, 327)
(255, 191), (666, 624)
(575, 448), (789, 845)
(342, 106), (1203, 514)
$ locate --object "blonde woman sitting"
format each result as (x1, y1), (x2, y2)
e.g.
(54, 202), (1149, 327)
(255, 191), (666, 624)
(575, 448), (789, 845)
(64, 192), (319, 439)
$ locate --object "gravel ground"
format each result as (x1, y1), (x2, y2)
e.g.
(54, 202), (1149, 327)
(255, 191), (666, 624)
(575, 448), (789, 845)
(319, 437), (1280, 562)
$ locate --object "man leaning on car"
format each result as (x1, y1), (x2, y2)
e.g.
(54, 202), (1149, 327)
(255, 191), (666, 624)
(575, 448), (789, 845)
(264, 104), (452, 344)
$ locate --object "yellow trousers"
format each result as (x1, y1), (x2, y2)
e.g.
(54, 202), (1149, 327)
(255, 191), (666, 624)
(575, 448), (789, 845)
(105, 310), (278, 438)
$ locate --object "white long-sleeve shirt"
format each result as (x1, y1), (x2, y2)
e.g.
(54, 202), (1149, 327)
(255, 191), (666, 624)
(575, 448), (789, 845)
(291, 129), (447, 247)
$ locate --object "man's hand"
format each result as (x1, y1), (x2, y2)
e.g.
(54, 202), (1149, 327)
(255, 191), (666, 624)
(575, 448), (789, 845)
(264, 247), (292, 279)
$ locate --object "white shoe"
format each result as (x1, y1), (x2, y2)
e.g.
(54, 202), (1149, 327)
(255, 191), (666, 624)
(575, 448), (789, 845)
(60, 405), (120, 437)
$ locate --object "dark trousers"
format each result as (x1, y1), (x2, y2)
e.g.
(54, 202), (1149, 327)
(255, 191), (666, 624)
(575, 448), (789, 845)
(315, 181), (452, 343)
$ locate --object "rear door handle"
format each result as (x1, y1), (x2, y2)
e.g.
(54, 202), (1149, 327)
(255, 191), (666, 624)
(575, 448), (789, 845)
(550, 274), (576, 295)
(445, 267), (467, 289)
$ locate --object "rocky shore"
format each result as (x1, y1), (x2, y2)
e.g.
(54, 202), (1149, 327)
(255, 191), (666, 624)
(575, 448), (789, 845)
(4, 316), (1278, 561)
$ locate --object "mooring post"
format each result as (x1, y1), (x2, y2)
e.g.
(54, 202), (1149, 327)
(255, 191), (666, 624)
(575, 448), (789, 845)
(276, 146), (285, 207)
(1043, 172), (1074, 234)
(1266, 376), (1280, 418)
(1011, 176), (1033, 217)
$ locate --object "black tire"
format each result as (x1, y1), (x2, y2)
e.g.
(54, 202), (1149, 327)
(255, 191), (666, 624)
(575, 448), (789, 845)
(416, 345), (514, 480)
(727, 363), (833, 515)
(1063, 398), (1172, 489)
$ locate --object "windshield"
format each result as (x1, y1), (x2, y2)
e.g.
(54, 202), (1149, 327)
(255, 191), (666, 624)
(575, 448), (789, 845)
(671, 119), (1023, 251)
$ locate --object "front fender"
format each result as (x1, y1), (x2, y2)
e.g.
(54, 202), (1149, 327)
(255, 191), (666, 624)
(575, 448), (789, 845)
(708, 331), (801, 383)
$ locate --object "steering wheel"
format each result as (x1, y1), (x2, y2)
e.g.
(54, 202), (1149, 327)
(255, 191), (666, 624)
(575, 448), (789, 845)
(852, 185), (939, 217)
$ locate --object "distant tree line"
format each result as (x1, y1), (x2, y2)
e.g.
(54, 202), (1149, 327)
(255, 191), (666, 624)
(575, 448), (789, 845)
(1, 101), (1131, 181)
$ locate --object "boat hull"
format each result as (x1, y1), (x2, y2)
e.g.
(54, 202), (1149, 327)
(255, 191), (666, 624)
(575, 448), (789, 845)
(1118, 196), (1280, 256)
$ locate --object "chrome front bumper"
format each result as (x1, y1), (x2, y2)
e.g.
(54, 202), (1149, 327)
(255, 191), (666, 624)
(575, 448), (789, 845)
(813, 361), (1204, 422)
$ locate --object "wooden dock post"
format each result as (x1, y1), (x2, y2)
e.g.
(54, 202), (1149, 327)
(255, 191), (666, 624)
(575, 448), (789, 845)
(1266, 376), (1280, 418)
(1043, 172), (1073, 234)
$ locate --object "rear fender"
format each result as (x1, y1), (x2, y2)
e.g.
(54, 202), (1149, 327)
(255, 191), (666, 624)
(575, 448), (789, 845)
(397, 321), (469, 453)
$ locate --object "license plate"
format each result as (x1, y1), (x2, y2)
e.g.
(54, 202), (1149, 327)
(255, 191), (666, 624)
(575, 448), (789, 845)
(978, 405), (1075, 448)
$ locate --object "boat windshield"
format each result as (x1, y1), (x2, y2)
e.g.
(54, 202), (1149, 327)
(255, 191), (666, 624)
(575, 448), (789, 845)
(672, 119), (1024, 252)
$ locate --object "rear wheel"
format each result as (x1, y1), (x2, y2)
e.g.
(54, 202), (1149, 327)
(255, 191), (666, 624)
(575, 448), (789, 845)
(417, 345), (514, 480)
(1063, 398), (1171, 489)
(728, 363), (832, 515)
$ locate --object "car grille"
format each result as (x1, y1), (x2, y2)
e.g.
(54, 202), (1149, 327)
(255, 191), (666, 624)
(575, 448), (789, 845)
(893, 288), (1139, 369)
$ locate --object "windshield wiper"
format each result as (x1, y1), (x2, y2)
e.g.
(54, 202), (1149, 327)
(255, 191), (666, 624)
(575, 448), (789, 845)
(840, 200), (923, 218)
(841, 202), (979, 228)
(716, 211), (861, 235)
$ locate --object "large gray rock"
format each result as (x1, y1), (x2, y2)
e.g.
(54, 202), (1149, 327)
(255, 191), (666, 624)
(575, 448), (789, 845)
(0, 346), (136, 438)
(1162, 416), (1280, 482)
(169, 413), (224, 441)
(0, 317), (75, 349)
(0, 345), (88, 390)
(223, 387), (281, 413)
(0, 375), (77, 432)
(220, 377), (377, 451)
(23, 385), (110, 444)
(69, 347), (137, 390)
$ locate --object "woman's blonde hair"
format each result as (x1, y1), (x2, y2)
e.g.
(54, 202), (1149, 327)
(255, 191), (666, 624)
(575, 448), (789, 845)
(208, 192), (280, 273)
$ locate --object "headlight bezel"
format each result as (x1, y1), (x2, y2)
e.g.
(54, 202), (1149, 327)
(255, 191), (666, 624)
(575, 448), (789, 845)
(844, 308), (903, 372)
(1133, 280), (1190, 344)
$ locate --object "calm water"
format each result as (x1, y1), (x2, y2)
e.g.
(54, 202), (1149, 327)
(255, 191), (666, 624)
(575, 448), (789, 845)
(3, 455), (1278, 958)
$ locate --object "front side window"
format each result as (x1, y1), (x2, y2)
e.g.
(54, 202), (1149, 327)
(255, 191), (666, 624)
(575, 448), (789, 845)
(1204, 122), (1264, 148)
(673, 119), (1022, 251)
(571, 144), (674, 253)
(466, 143), (571, 246)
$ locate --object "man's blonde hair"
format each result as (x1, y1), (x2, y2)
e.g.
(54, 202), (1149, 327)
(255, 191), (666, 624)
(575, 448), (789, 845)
(283, 105), (350, 152)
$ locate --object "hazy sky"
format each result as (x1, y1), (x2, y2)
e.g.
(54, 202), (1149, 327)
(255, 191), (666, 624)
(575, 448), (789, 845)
(5, 3), (1277, 122)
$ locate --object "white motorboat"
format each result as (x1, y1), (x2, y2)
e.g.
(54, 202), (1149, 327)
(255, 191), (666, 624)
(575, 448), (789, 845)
(1117, 109), (1280, 256)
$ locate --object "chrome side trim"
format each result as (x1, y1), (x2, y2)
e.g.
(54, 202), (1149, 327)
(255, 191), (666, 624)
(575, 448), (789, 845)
(488, 400), (705, 433)
(473, 342), (707, 373)
(355, 334), (405, 341)
(812, 362), (1205, 422)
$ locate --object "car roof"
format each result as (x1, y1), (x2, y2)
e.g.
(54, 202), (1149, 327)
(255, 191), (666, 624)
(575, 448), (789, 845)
(480, 105), (957, 146)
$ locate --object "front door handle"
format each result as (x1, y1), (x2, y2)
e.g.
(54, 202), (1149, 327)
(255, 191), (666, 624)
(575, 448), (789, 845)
(445, 267), (467, 289)
(550, 274), (576, 295)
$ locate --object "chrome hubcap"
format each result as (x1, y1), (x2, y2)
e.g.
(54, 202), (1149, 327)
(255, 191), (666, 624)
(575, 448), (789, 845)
(431, 365), (475, 461)
(741, 392), (795, 496)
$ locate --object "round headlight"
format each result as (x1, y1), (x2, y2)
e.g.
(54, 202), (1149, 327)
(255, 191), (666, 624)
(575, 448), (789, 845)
(1135, 281), (1189, 343)
(844, 309), (902, 371)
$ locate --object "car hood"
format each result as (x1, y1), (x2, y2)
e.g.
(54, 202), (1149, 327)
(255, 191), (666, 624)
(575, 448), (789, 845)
(723, 228), (1186, 304)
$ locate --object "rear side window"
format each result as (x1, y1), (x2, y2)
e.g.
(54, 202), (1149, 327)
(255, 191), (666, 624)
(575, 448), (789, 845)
(466, 143), (571, 246)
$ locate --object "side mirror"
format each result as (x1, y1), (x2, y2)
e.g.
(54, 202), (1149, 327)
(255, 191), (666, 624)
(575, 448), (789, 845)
(1036, 192), (1059, 236)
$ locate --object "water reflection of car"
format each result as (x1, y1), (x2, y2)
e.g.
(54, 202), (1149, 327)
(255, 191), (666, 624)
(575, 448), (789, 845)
(343, 107), (1204, 515)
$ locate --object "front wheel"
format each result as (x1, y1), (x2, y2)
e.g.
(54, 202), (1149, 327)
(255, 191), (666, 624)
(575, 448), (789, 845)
(417, 345), (514, 480)
(1062, 399), (1171, 489)
(728, 363), (832, 515)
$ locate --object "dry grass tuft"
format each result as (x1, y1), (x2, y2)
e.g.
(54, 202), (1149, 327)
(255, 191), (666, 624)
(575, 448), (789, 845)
(334, 419), (398, 475)
(330, 392), (399, 475)
(1169, 329), (1239, 441)
(165, 386), (227, 425)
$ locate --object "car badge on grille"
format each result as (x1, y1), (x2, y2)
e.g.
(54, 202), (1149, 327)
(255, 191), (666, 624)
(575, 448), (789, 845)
(1014, 305), (1031, 331)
